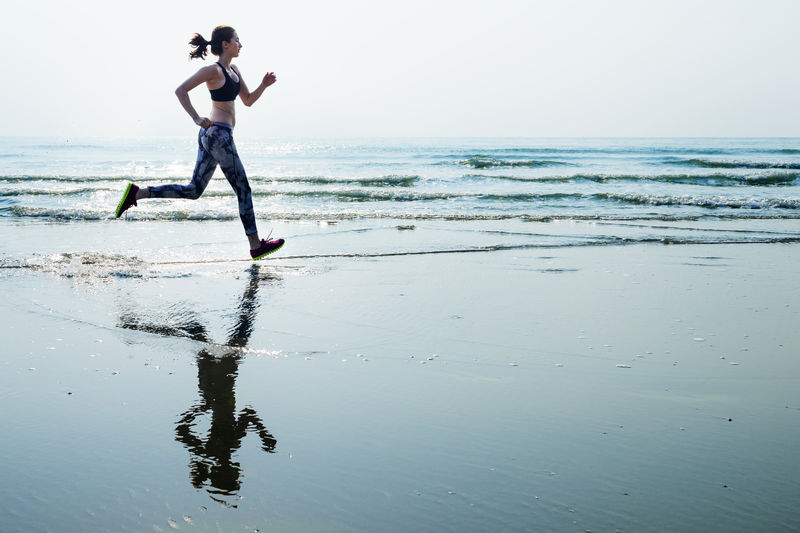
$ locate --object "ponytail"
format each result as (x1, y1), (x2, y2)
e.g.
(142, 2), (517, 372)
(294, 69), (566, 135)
(187, 26), (236, 60)
(188, 33), (210, 60)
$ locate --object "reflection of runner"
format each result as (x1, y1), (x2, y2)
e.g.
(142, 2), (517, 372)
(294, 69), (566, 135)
(115, 25), (284, 261)
(118, 265), (277, 505)
(175, 266), (277, 504)
(175, 353), (276, 504)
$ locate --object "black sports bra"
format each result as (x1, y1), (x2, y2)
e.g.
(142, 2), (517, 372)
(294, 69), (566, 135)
(209, 63), (241, 102)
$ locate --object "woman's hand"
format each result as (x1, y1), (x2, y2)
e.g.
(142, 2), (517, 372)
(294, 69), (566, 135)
(262, 72), (277, 88)
(194, 117), (214, 128)
(237, 70), (276, 107)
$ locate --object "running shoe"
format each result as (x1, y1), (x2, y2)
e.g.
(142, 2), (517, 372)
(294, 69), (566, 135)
(115, 183), (140, 218)
(250, 238), (285, 260)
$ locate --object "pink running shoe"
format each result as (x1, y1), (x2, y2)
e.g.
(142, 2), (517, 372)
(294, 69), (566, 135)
(250, 238), (285, 260)
(115, 183), (139, 218)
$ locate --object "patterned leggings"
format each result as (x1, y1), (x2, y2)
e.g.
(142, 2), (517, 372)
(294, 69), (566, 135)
(148, 123), (257, 235)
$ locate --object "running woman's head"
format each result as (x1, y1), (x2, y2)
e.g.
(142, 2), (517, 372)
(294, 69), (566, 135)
(188, 26), (240, 60)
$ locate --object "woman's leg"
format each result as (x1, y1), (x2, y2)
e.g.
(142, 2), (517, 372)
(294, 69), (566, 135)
(147, 129), (218, 200)
(204, 126), (259, 238)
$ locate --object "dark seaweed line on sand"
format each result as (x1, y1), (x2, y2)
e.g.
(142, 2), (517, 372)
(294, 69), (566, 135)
(146, 235), (800, 264)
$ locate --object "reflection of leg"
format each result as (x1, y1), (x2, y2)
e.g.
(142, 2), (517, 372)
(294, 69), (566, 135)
(211, 129), (258, 236)
(226, 265), (261, 347)
(149, 129), (217, 200)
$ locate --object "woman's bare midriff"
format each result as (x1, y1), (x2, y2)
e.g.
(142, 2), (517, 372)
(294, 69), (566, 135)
(210, 101), (236, 127)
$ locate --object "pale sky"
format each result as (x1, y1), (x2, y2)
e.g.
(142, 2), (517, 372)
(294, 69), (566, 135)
(4, 0), (799, 138)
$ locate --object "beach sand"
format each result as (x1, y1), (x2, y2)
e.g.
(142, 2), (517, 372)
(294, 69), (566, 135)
(2, 219), (799, 532)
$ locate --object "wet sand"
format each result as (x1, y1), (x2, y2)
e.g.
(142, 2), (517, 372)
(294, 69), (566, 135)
(1, 220), (800, 532)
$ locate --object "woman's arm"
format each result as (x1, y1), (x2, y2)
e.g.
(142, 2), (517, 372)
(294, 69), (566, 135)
(175, 65), (218, 127)
(234, 66), (276, 107)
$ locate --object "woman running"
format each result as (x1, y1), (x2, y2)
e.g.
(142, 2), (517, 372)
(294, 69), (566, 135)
(115, 25), (284, 260)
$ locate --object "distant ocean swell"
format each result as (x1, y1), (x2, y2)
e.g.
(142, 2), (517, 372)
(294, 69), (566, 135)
(450, 156), (800, 170)
(466, 147), (800, 155)
(457, 156), (800, 170)
(664, 158), (800, 169)
(456, 157), (572, 169)
(466, 173), (800, 186)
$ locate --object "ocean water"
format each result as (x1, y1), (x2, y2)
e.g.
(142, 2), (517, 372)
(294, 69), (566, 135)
(2, 137), (800, 532)
(2, 136), (800, 251)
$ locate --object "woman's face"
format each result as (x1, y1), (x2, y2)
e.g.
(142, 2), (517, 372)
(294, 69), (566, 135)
(223, 32), (242, 57)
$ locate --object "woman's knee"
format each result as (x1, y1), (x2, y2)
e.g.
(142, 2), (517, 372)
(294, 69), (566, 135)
(185, 187), (202, 200)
